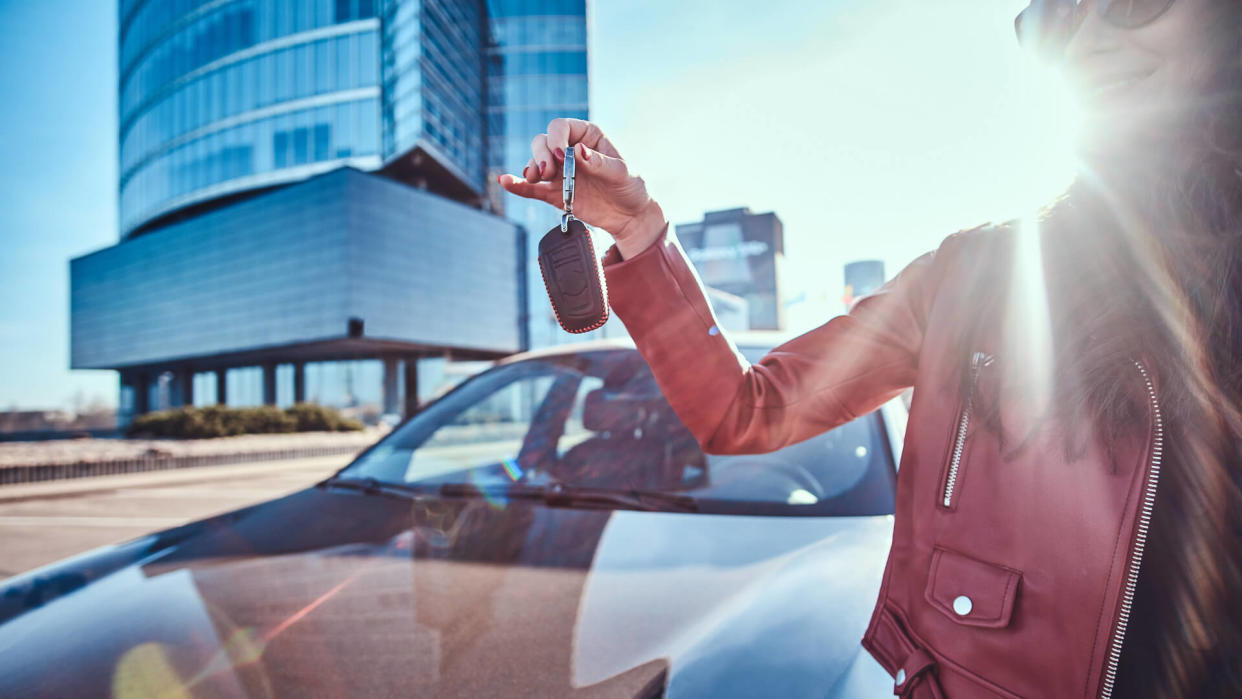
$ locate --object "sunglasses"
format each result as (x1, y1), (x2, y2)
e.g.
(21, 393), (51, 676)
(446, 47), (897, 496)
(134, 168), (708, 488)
(1015, 0), (1177, 56)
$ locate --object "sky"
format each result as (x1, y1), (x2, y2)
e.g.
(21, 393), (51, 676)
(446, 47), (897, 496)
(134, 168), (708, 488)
(0, 0), (119, 411)
(0, 0), (1075, 411)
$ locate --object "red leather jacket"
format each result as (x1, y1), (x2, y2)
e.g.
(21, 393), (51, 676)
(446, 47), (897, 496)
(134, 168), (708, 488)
(600, 224), (1163, 698)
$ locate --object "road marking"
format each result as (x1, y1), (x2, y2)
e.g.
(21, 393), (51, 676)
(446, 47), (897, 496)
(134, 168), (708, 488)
(0, 516), (188, 527)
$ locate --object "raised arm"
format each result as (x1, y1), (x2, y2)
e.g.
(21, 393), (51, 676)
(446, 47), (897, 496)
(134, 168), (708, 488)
(602, 225), (945, 454)
(498, 117), (949, 453)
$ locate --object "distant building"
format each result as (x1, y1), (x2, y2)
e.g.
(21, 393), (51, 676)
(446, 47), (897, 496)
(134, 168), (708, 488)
(675, 208), (786, 331)
(76, 0), (589, 424)
(843, 260), (886, 310)
(0, 411), (75, 434)
(704, 287), (750, 333)
(0, 409), (117, 436)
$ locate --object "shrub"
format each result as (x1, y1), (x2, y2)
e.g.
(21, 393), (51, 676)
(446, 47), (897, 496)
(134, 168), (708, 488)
(234, 406), (298, 434)
(286, 402), (365, 432)
(126, 403), (361, 438)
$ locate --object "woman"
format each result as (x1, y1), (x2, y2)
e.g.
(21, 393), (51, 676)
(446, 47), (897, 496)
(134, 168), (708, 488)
(500, 0), (1241, 696)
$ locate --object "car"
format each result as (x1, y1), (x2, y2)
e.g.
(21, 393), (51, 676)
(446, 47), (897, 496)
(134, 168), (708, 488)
(0, 334), (904, 697)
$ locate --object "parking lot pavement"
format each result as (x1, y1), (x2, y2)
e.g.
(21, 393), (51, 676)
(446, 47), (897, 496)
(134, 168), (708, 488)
(0, 456), (349, 579)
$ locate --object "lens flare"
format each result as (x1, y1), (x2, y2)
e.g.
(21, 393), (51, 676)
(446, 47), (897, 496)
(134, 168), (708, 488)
(1006, 215), (1056, 431)
(174, 567), (370, 692)
(501, 457), (523, 481)
(468, 468), (510, 511)
(113, 642), (190, 699)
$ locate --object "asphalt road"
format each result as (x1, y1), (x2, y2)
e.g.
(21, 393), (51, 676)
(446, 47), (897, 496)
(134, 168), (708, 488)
(0, 456), (349, 579)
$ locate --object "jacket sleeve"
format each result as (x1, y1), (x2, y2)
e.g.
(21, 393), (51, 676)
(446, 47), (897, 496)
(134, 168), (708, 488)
(601, 224), (949, 454)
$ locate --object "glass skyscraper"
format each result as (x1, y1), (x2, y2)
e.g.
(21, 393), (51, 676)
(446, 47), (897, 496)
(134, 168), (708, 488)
(382, 0), (488, 194)
(80, 0), (591, 422)
(486, 0), (591, 348)
(118, 0), (586, 242)
(119, 0), (384, 237)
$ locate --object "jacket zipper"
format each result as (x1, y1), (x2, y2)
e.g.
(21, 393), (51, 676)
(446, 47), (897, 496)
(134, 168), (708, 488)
(942, 351), (991, 508)
(1098, 360), (1164, 699)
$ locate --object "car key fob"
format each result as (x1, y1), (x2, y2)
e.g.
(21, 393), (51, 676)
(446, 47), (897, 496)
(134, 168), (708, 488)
(537, 146), (609, 334)
(538, 219), (609, 333)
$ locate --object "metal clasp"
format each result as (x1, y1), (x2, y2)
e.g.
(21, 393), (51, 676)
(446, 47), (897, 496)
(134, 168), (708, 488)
(560, 146), (575, 233)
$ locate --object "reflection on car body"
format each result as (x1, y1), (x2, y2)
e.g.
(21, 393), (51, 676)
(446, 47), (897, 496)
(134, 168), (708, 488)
(0, 335), (901, 697)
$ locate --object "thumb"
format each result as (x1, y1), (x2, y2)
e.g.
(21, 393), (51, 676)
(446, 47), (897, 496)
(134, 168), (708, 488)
(575, 142), (628, 185)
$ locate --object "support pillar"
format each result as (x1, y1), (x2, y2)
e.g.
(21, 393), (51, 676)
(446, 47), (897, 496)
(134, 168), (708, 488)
(177, 370), (194, 408)
(216, 369), (228, 406)
(382, 355), (400, 416)
(262, 363), (277, 406)
(403, 355), (421, 417)
(293, 362), (306, 404)
(133, 372), (150, 415)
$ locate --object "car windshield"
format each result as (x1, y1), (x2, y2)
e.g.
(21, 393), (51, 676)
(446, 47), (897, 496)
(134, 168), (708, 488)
(339, 347), (896, 516)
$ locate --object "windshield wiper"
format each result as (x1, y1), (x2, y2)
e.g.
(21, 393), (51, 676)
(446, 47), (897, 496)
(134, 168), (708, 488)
(445, 482), (700, 513)
(322, 477), (698, 513)
(319, 476), (438, 500)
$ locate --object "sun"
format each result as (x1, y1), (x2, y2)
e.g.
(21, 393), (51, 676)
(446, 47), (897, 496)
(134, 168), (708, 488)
(1006, 53), (1086, 215)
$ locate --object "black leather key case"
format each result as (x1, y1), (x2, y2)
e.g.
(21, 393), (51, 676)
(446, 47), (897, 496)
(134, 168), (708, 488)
(537, 218), (610, 333)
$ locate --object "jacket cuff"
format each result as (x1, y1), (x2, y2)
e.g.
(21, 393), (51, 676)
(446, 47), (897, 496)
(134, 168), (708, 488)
(603, 222), (720, 332)
(600, 221), (669, 268)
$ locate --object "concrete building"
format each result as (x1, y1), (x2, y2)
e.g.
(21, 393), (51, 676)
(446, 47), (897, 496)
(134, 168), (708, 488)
(75, 0), (589, 423)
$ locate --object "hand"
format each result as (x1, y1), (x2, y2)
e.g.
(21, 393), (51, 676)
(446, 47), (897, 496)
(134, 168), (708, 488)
(498, 118), (666, 259)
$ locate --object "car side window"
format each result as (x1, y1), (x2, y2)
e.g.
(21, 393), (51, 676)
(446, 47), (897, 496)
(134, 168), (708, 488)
(427, 375), (556, 447)
(559, 376), (603, 457)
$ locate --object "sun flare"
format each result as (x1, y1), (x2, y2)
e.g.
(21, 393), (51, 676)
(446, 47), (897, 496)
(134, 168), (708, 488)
(1007, 55), (1085, 213)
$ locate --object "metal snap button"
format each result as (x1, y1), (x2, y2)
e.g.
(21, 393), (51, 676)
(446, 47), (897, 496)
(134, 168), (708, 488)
(953, 595), (973, 616)
(896, 668), (907, 685)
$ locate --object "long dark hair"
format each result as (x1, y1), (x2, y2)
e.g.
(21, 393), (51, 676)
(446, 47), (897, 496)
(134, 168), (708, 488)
(961, 3), (1242, 694)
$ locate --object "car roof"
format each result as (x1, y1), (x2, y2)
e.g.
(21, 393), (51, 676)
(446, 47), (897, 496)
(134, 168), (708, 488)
(496, 330), (796, 365)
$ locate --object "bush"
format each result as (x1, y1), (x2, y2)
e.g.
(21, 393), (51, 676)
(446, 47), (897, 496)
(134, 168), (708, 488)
(286, 403), (365, 432)
(127, 403), (361, 438)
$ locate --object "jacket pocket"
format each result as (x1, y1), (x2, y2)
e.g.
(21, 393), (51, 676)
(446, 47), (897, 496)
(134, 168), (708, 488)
(924, 546), (1022, 629)
(938, 351), (993, 511)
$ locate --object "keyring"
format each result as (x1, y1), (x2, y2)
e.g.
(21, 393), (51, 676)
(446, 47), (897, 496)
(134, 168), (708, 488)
(560, 146), (575, 233)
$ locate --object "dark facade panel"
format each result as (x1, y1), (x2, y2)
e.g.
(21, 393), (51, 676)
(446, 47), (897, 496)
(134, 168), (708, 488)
(341, 172), (524, 352)
(72, 168), (522, 370)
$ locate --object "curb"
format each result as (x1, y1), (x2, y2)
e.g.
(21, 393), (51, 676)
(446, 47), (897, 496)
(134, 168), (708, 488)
(0, 455), (352, 503)
(0, 445), (366, 487)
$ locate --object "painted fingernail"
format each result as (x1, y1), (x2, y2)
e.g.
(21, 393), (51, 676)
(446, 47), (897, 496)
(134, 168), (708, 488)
(580, 146), (592, 162)
(522, 165), (530, 178)
(539, 160), (548, 177)
(553, 148), (565, 162)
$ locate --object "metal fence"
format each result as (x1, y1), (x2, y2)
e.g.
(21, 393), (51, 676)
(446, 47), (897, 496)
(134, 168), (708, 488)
(0, 445), (364, 486)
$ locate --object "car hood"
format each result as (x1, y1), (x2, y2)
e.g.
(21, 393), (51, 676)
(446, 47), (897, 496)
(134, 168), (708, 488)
(0, 487), (894, 697)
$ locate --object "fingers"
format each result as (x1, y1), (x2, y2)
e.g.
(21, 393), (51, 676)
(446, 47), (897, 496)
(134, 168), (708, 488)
(498, 174), (561, 205)
(546, 118), (622, 160)
(529, 133), (554, 181)
(505, 118), (629, 207)
(574, 142), (629, 185)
